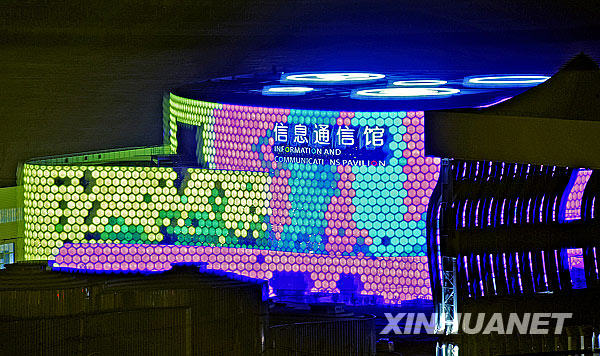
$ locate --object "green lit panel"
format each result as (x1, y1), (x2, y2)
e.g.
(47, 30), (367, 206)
(22, 164), (271, 260)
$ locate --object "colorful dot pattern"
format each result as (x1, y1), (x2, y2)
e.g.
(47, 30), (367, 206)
(169, 94), (440, 258)
(23, 166), (272, 253)
(22, 94), (443, 303)
(564, 169), (593, 221)
(52, 243), (430, 302)
(22, 163), (431, 302)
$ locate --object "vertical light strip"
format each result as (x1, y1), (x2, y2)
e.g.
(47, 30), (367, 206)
(488, 197), (494, 226)
(528, 251), (535, 292)
(539, 195), (545, 223)
(489, 254), (497, 295)
(593, 247), (599, 278)
(436, 205), (443, 285)
(541, 250), (549, 289)
(502, 253), (509, 292)
(475, 200), (480, 227)
(476, 254), (484, 296)
(554, 250), (562, 288)
(515, 252), (524, 293)
(463, 199), (468, 227)
(463, 255), (471, 298)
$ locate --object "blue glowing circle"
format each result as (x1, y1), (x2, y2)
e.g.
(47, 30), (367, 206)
(464, 75), (550, 88)
(351, 87), (460, 100)
(262, 86), (315, 96)
(281, 72), (385, 85)
(393, 79), (448, 86)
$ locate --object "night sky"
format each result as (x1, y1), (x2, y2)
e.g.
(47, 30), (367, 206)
(1, 0), (598, 186)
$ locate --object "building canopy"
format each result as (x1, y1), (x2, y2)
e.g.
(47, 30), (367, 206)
(425, 53), (600, 168)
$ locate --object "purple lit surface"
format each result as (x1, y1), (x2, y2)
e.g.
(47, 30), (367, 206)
(38, 105), (439, 304)
(53, 243), (430, 302)
(567, 247), (587, 289)
(567, 248), (584, 270)
(563, 169), (593, 221)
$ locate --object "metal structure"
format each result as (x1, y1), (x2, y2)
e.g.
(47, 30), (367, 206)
(430, 158), (458, 334)
(440, 256), (458, 334)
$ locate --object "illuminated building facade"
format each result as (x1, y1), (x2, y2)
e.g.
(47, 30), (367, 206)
(22, 71), (588, 304)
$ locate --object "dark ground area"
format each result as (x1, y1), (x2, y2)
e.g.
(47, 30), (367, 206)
(0, 0), (598, 187)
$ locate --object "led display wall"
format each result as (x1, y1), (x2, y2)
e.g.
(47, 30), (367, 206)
(23, 99), (438, 303)
(22, 72), (566, 304)
(168, 95), (439, 257)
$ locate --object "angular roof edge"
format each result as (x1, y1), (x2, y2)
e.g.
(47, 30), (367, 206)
(425, 53), (600, 167)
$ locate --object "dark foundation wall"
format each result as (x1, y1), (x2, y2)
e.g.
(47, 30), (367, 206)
(1, 0), (599, 186)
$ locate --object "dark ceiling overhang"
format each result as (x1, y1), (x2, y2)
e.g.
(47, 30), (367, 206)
(425, 53), (600, 168)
